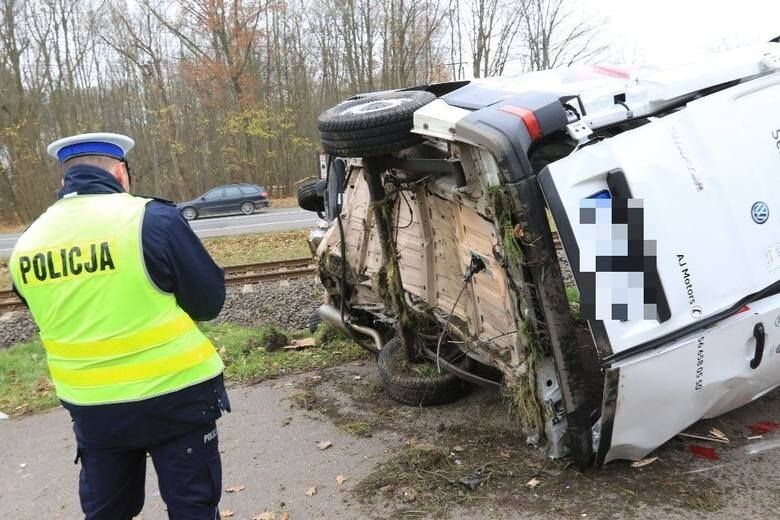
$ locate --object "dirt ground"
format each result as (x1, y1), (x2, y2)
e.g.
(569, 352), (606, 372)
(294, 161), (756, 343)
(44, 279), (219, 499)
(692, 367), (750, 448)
(1, 360), (779, 519)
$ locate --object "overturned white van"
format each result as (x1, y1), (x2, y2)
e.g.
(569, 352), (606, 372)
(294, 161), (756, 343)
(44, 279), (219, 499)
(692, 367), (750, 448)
(298, 39), (780, 467)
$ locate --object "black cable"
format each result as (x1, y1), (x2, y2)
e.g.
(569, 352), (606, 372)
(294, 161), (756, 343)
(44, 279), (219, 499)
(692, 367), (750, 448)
(435, 280), (470, 373)
(396, 190), (415, 230)
(435, 255), (486, 372)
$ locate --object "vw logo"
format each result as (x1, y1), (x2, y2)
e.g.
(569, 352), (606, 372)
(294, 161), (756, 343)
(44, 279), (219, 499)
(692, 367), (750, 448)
(752, 202), (769, 224)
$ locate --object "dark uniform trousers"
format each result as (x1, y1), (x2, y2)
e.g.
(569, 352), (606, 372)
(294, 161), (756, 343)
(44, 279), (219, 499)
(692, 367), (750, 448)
(66, 376), (229, 520)
(76, 422), (220, 520)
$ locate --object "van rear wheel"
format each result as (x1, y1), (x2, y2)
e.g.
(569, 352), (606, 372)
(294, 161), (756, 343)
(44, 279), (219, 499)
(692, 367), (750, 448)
(377, 337), (470, 407)
(317, 91), (436, 158)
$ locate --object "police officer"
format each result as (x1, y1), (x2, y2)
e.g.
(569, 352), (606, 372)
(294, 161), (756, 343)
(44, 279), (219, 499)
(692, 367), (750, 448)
(9, 133), (230, 520)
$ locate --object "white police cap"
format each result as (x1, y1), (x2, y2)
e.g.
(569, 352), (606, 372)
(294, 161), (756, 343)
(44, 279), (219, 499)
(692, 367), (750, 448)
(47, 133), (135, 163)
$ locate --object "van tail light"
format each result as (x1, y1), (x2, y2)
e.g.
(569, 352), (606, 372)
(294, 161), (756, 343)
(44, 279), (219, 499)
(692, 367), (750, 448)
(499, 105), (542, 141)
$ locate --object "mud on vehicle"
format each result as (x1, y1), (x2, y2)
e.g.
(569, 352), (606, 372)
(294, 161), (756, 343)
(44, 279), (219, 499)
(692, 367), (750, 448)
(299, 41), (780, 467)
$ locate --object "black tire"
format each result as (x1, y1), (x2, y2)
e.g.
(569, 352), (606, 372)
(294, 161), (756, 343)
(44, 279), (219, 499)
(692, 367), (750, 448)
(297, 180), (326, 212)
(308, 311), (322, 333)
(181, 207), (198, 221)
(377, 337), (470, 407)
(317, 91), (436, 158)
(240, 201), (254, 215)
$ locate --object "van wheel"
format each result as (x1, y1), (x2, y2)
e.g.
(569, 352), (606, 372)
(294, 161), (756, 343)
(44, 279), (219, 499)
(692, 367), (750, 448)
(377, 337), (470, 407)
(297, 180), (326, 212)
(317, 91), (436, 158)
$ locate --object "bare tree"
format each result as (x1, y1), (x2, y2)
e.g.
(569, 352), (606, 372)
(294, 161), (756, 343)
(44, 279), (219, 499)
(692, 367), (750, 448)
(521, 0), (606, 71)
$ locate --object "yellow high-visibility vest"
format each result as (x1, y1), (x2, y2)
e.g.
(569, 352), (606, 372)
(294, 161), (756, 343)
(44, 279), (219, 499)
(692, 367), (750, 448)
(10, 193), (224, 405)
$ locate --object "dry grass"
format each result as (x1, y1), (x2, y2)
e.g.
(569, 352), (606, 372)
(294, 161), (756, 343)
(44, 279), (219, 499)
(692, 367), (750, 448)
(272, 196), (298, 208)
(201, 230), (311, 266)
(0, 259), (10, 291)
(0, 222), (23, 233)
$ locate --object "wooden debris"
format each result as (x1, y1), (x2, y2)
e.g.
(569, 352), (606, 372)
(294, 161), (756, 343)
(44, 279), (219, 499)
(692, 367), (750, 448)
(284, 338), (316, 350)
(677, 432), (729, 444)
(631, 457), (658, 468)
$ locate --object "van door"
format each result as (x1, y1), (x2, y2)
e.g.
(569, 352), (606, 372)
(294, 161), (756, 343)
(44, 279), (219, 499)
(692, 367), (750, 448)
(539, 73), (780, 462)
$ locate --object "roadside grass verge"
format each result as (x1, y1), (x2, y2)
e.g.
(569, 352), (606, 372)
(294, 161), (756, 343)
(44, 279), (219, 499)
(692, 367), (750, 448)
(0, 257), (10, 291)
(0, 339), (57, 415)
(0, 322), (367, 418)
(200, 322), (366, 383)
(201, 230), (311, 267)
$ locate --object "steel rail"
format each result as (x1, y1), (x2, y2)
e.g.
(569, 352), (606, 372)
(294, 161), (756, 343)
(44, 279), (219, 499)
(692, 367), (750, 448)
(0, 257), (317, 313)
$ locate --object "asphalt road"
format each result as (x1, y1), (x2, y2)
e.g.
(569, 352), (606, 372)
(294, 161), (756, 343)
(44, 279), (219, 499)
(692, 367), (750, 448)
(0, 207), (319, 257)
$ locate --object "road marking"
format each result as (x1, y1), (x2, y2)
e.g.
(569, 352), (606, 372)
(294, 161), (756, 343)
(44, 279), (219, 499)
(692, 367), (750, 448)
(189, 209), (307, 227)
(194, 218), (316, 236)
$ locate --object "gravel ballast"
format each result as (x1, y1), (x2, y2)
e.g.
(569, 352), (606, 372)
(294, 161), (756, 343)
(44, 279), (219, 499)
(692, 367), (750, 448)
(0, 276), (325, 349)
(214, 276), (323, 330)
(0, 311), (39, 349)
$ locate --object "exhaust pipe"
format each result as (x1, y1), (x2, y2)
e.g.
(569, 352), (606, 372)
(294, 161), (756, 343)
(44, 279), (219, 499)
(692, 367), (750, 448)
(318, 304), (383, 355)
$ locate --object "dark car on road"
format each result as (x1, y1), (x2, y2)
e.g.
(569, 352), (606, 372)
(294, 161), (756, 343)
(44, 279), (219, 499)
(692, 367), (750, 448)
(178, 184), (270, 220)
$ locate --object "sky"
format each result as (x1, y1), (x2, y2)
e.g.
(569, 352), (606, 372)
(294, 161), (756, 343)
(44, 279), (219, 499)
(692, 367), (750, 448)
(583, 0), (780, 66)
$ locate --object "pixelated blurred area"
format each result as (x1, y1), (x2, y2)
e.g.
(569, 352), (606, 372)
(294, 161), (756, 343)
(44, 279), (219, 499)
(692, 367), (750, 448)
(578, 197), (659, 321)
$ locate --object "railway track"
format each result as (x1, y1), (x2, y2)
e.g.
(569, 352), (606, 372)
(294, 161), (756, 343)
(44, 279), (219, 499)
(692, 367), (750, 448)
(0, 233), (563, 314)
(223, 258), (316, 285)
(0, 257), (317, 314)
(0, 289), (24, 313)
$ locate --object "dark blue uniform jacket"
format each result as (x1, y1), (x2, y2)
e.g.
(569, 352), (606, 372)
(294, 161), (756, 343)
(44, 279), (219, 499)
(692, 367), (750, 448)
(15, 165), (231, 450)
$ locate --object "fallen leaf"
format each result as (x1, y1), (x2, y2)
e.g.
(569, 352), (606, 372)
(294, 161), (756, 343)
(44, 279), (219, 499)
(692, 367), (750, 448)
(631, 457), (658, 468)
(526, 477), (541, 489)
(225, 485), (245, 493)
(379, 484), (395, 495)
(749, 421), (780, 435)
(452, 445), (465, 453)
(336, 475), (348, 485)
(252, 513), (274, 520)
(316, 440), (332, 451)
(220, 510), (235, 518)
(688, 445), (720, 461)
(709, 428), (729, 441)
(305, 486), (317, 497)
(499, 450), (511, 460)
